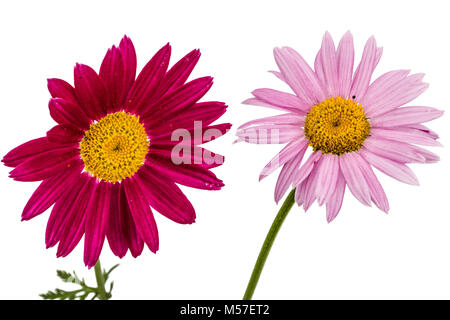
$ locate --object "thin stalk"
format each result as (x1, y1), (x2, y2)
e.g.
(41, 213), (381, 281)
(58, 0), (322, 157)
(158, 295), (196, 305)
(94, 259), (107, 300)
(243, 188), (296, 300)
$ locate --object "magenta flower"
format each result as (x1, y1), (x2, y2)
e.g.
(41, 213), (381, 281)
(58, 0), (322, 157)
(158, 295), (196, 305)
(238, 31), (442, 222)
(240, 32), (442, 299)
(3, 36), (230, 268)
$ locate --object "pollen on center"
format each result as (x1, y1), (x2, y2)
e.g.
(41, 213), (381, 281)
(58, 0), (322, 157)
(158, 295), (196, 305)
(80, 111), (149, 183)
(304, 96), (370, 155)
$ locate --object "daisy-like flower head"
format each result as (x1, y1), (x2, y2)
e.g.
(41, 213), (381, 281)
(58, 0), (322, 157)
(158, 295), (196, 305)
(237, 31), (443, 222)
(3, 36), (230, 267)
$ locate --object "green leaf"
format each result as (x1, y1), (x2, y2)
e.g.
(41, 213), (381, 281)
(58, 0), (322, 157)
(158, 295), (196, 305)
(40, 264), (119, 300)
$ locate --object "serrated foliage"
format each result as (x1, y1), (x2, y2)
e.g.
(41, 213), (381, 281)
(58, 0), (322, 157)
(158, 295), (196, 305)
(40, 264), (119, 300)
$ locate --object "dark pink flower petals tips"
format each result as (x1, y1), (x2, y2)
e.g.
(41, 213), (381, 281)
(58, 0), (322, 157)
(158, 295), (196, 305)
(3, 36), (230, 268)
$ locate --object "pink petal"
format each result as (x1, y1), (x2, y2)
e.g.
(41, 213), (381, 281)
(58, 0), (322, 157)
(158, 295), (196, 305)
(238, 113), (304, 131)
(292, 150), (322, 186)
(74, 63), (107, 120)
(318, 32), (338, 97)
(370, 127), (441, 147)
(137, 166), (196, 224)
(251, 88), (310, 114)
(363, 136), (426, 163)
(123, 177), (159, 253)
(326, 171), (346, 223)
(354, 153), (389, 213)
(336, 31), (355, 98)
(350, 36), (378, 101)
(370, 106), (443, 127)
(84, 181), (111, 268)
(365, 77), (429, 118)
(274, 145), (308, 203)
(339, 152), (371, 206)
(259, 138), (308, 180)
(360, 70), (410, 109)
(21, 162), (83, 221)
(9, 149), (80, 182)
(360, 148), (419, 185)
(273, 47), (325, 105)
(407, 124), (439, 140)
(315, 153), (339, 206)
(302, 162), (320, 211)
(125, 43), (171, 113)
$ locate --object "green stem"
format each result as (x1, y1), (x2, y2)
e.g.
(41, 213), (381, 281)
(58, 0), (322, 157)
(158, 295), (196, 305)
(243, 188), (296, 300)
(94, 259), (107, 300)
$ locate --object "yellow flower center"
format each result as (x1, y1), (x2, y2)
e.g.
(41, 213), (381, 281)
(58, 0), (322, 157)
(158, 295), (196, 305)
(304, 97), (370, 155)
(80, 111), (149, 182)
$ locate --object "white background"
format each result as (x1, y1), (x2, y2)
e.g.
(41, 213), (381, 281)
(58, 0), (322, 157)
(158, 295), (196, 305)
(0, 0), (449, 300)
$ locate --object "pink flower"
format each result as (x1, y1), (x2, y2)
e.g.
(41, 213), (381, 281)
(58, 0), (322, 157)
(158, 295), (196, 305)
(238, 31), (443, 222)
(3, 36), (230, 267)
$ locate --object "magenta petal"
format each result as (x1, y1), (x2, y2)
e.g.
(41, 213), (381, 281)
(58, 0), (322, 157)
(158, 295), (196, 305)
(47, 124), (83, 144)
(123, 177), (159, 253)
(56, 175), (96, 257)
(151, 123), (231, 146)
(106, 183), (128, 258)
(45, 173), (90, 248)
(146, 155), (224, 190)
(148, 145), (223, 170)
(126, 43), (171, 113)
(150, 102), (228, 137)
(3, 137), (66, 167)
(100, 45), (125, 112)
(48, 98), (90, 130)
(47, 78), (79, 105)
(84, 181), (111, 268)
(118, 35), (137, 99)
(74, 63), (107, 120)
(22, 162), (83, 221)
(141, 76), (213, 124)
(153, 49), (201, 100)
(118, 184), (144, 257)
(9, 148), (80, 182)
(137, 166), (196, 224)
